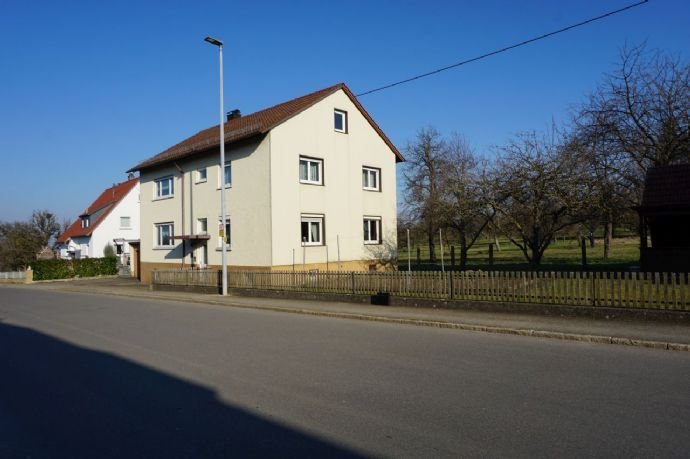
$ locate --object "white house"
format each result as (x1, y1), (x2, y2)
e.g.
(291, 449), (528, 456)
(127, 83), (404, 283)
(56, 177), (140, 270)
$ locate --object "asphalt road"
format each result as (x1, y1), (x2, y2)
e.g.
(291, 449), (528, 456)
(0, 287), (688, 458)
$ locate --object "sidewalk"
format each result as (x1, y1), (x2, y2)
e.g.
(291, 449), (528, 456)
(23, 277), (690, 351)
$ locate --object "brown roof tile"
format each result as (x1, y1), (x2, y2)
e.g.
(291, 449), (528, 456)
(128, 83), (403, 172)
(641, 164), (690, 209)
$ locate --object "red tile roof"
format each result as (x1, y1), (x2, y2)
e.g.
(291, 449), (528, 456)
(640, 164), (690, 210)
(56, 178), (139, 243)
(127, 83), (404, 172)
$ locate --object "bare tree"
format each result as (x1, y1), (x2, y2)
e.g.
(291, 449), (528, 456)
(489, 131), (592, 267)
(578, 44), (690, 196)
(31, 210), (60, 248)
(404, 127), (447, 262)
(0, 222), (43, 270)
(443, 134), (492, 268)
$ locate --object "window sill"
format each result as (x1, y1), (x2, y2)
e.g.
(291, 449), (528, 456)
(300, 180), (323, 186)
(195, 179), (207, 184)
(363, 187), (381, 192)
(216, 185), (233, 190)
(215, 246), (232, 251)
(153, 195), (174, 201)
(364, 241), (382, 245)
(301, 243), (324, 247)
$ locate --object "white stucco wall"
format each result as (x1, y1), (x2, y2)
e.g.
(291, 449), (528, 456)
(139, 136), (272, 268)
(90, 181), (141, 258)
(269, 90), (398, 267)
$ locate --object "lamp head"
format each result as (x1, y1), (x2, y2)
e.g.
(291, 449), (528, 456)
(204, 36), (223, 47)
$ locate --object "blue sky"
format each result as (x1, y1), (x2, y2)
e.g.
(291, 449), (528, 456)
(1, 0), (688, 223)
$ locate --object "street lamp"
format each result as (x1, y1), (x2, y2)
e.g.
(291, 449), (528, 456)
(204, 36), (228, 296)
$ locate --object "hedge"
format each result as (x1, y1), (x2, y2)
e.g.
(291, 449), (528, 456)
(32, 257), (118, 281)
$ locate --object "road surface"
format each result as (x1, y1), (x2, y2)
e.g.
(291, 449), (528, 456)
(0, 287), (688, 458)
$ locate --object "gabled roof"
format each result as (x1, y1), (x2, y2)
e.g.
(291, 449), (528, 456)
(56, 178), (139, 243)
(640, 164), (690, 211)
(127, 82), (404, 172)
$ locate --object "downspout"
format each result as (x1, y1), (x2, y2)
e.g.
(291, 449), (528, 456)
(174, 162), (185, 268)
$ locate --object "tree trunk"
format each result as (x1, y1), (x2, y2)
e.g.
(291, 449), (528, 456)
(427, 226), (436, 263)
(493, 231), (501, 252)
(459, 232), (468, 269)
(603, 213), (613, 260)
(529, 246), (543, 268)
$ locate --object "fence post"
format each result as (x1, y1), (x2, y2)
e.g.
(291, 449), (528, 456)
(591, 271), (596, 307)
(351, 271), (355, 294)
(448, 271), (453, 299)
(488, 243), (494, 266)
(416, 247), (421, 267)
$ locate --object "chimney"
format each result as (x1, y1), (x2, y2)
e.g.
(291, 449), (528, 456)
(226, 109), (241, 121)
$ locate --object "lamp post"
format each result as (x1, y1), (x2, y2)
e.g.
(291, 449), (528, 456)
(204, 36), (228, 296)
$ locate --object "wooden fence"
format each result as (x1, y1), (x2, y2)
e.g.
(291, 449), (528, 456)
(151, 270), (690, 311)
(0, 271), (27, 283)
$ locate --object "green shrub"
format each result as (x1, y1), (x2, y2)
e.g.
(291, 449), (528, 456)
(31, 256), (118, 281)
(103, 243), (115, 258)
(32, 259), (73, 281)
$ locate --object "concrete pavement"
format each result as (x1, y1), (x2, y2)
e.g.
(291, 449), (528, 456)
(18, 277), (690, 350)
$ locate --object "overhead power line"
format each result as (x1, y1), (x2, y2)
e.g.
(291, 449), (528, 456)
(356, 0), (649, 97)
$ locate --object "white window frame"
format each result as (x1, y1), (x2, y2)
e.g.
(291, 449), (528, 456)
(363, 217), (382, 245)
(299, 156), (323, 185)
(301, 214), (324, 246)
(196, 167), (207, 183)
(154, 176), (174, 199)
(120, 216), (131, 229)
(197, 217), (208, 235)
(81, 216), (90, 228)
(362, 166), (381, 191)
(217, 217), (231, 249)
(334, 109), (347, 133)
(155, 222), (174, 248)
(218, 161), (232, 188)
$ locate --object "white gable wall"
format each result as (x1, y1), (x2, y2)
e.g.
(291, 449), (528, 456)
(89, 182), (141, 258)
(269, 89), (398, 267)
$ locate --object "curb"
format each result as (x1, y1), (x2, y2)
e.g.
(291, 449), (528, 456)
(46, 286), (690, 352)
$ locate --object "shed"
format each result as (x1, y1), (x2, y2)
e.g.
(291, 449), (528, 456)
(637, 164), (690, 272)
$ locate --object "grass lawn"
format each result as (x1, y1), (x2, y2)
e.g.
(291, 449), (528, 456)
(399, 236), (640, 271)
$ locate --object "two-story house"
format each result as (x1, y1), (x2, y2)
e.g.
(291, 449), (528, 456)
(127, 83), (404, 283)
(56, 177), (140, 270)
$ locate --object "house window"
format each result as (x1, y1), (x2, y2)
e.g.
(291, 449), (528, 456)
(301, 215), (324, 246)
(218, 217), (231, 248)
(334, 109), (347, 133)
(299, 156), (323, 185)
(362, 167), (380, 191)
(81, 216), (90, 228)
(197, 218), (208, 234)
(363, 217), (381, 244)
(155, 176), (174, 198)
(219, 161), (232, 187)
(196, 167), (207, 183)
(155, 223), (174, 247)
(120, 216), (131, 229)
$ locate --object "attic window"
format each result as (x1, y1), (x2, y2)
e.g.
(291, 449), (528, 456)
(81, 216), (90, 228)
(334, 109), (347, 133)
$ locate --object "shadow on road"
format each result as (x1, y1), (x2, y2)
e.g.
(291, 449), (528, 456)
(0, 322), (362, 458)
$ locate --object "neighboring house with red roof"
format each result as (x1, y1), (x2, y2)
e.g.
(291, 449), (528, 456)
(637, 164), (690, 272)
(55, 177), (140, 266)
(127, 83), (403, 283)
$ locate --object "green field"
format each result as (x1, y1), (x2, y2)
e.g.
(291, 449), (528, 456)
(398, 237), (640, 271)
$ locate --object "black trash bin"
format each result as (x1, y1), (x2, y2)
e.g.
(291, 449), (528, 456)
(371, 291), (390, 306)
